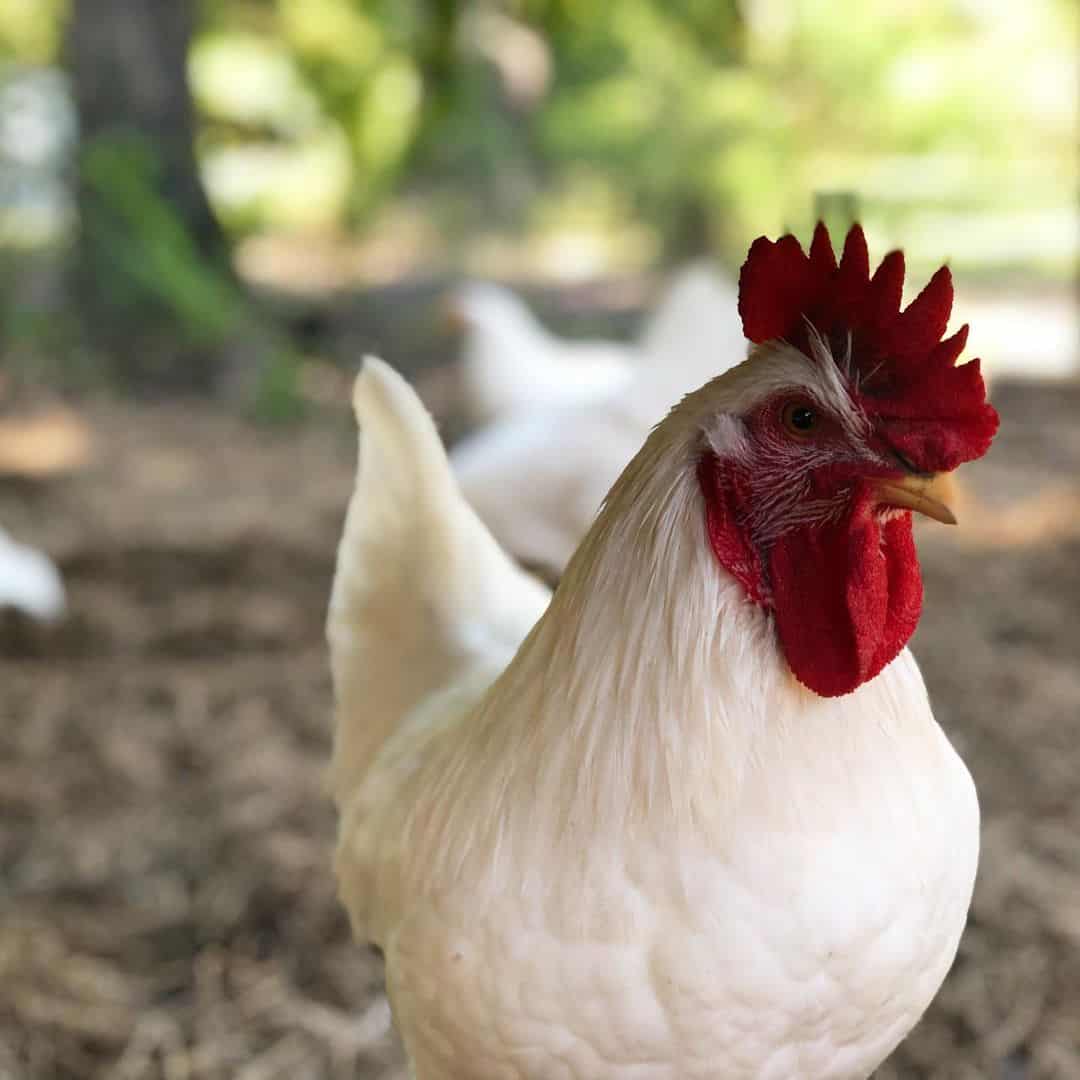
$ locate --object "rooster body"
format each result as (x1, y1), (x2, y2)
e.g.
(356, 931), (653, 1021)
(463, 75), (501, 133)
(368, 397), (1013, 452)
(331, 357), (978, 1079)
(330, 228), (997, 1079)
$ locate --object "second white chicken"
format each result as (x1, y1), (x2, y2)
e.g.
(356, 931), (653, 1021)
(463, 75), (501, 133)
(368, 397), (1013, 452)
(450, 281), (635, 427)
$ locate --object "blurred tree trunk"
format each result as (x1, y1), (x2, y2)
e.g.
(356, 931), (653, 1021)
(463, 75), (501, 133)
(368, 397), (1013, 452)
(66, 0), (239, 389)
(69, 0), (225, 263)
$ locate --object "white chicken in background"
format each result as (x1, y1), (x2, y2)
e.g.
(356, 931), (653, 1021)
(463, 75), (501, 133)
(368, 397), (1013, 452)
(451, 262), (745, 578)
(0, 525), (65, 620)
(327, 223), (999, 1078)
(449, 281), (634, 426)
(634, 261), (746, 403)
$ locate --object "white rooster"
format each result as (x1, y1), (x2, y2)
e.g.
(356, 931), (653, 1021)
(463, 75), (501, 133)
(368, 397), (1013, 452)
(449, 281), (634, 426)
(451, 263), (746, 578)
(327, 224), (999, 1079)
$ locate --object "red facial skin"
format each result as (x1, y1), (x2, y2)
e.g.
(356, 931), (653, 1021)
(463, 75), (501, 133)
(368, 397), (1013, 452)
(698, 393), (927, 698)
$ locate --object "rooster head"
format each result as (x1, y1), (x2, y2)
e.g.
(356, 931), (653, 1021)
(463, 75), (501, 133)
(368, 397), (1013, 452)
(697, 222), (998, 697)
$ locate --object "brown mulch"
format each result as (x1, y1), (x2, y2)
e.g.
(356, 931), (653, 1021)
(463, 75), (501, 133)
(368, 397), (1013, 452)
(1, 376), (1078, 1079)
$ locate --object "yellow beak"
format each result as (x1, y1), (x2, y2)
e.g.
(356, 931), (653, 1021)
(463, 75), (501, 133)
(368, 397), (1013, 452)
(871, 473), (957, 526)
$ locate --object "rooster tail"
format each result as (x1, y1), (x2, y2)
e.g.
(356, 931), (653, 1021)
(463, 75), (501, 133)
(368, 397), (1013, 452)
(326, 357), (549, 807)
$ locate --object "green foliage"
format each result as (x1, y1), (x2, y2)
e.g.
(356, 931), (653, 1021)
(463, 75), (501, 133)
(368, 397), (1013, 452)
(252, 346), (305, 423)
(195, 0), (427, 227)
(3, 0), (1074, 354)
(188, 0), (1075, 276)
(0, 0), (67, 62)
(80, 134), (240, 344)
(75, 131), (307, 414)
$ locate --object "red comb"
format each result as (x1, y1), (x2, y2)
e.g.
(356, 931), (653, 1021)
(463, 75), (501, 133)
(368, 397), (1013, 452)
(738, 222), (999, 472)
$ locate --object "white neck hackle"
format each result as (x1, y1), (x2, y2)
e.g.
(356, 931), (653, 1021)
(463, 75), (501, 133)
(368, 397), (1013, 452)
(420, 364), (795, 868)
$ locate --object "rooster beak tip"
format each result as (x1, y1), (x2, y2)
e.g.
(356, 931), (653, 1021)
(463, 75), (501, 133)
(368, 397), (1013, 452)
(872, 474), (957, 526)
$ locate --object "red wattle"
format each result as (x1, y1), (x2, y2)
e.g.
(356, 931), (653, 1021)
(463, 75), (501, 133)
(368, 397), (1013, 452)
(769, 498), (923, 697)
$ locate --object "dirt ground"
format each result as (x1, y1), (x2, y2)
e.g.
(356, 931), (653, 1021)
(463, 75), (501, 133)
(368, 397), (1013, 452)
(1, 373), (1079, 1079)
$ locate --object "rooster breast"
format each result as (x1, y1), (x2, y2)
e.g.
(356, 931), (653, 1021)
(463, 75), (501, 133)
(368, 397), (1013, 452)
(363, 655), (978, 1080)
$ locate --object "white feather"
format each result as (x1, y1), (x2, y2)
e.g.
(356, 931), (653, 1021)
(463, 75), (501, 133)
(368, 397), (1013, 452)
(326, 356), (550, 811)
(0, 525), (65, 620)
(454, 282), (634, 426)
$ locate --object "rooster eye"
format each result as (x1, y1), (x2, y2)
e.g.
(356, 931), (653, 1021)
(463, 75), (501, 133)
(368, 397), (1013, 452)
(781, 402), (818, 436)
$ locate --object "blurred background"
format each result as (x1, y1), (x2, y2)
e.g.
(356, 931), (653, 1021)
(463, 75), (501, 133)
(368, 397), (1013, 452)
(0, 0), (1077, 1077)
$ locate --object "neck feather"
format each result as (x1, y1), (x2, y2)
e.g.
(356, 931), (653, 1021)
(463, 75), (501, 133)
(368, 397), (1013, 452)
(488, 386), (792, 837)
